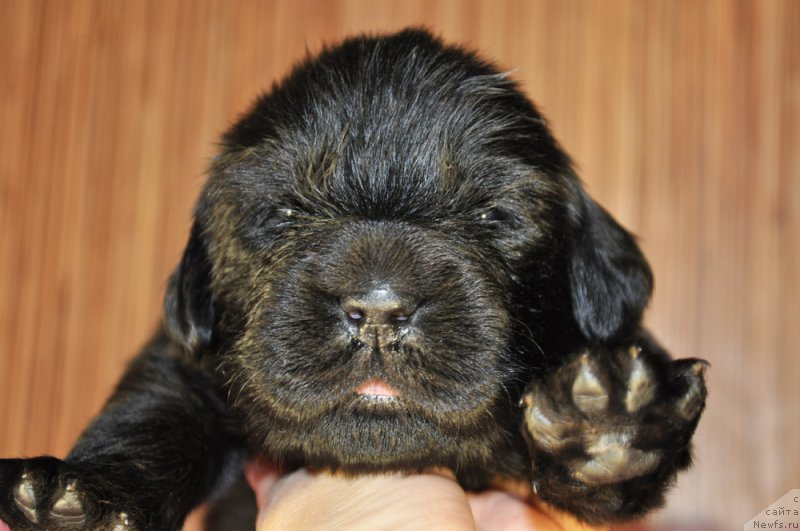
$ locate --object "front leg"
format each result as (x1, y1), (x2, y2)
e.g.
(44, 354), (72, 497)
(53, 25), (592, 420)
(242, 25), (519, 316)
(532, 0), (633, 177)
(0, 332), (243, 530)
(522, 335), (707, 524)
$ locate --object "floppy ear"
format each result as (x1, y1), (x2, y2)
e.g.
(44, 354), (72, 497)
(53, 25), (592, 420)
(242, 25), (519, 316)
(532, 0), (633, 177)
(163, 222), (215, 355)
(566, 181), (653, 342)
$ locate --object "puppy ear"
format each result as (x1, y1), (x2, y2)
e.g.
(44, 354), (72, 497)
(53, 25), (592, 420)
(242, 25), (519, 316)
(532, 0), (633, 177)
(163, 222), (215, 355)
(566, 181), (653, 342)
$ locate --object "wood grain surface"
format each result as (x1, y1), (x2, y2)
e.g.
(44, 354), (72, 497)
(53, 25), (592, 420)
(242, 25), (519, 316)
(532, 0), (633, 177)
(1, 1), (797, 529)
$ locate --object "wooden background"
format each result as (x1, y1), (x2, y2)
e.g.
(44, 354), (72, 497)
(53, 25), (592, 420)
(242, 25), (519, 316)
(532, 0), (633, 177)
(1, 1), (797, 529)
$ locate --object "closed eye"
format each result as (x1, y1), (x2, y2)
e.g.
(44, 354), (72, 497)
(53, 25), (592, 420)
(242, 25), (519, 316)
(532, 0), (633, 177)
(479, 207), (517, 228)
(241, 206), (299, 244)
(261, 207), (296, 228)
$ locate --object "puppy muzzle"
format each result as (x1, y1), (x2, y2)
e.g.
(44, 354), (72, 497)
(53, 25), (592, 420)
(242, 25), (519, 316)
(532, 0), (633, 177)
(341, 284), (417, 349)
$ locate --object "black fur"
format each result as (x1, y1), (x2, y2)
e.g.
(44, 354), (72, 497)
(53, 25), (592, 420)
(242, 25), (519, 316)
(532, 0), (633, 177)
(0, 29), (706, 529)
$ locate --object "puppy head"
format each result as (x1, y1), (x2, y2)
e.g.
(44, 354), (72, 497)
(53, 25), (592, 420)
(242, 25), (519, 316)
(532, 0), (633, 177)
(164, 30), (652, 477)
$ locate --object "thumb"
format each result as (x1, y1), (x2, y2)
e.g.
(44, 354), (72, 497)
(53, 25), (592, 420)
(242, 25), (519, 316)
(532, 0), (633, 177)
(245, 457), (282, 511)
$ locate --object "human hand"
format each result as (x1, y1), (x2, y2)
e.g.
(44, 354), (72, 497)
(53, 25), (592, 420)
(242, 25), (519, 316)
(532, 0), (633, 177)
(246, 459), (607, 530)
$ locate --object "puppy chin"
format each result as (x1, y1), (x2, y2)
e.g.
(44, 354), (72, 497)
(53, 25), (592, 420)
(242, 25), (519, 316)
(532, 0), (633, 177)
(260, 411), (463, 474)
(242, 388), (517, 478)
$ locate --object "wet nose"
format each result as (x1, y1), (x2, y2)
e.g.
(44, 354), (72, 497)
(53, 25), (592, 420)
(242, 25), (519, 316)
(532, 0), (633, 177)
(341, 286), (418, 326)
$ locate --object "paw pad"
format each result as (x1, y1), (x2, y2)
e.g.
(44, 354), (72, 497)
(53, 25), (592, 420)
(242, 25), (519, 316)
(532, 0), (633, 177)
(624, 346), (656, 413)
(675, 360), (709, 420)
(571, 353), (609, 414)
(50, 479), (85, 524)
(12, 474), (38, 523)
(523, 345), (708, 486)
(4, 462), (93, 529)
(574, 433), (662, 483)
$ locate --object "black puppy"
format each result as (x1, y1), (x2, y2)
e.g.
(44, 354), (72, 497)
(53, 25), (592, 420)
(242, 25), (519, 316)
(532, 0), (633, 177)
(0, 29), (707, 529)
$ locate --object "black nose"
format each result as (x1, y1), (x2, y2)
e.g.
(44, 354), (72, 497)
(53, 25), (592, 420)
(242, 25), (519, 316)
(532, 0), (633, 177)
(341, 286), (418, 326)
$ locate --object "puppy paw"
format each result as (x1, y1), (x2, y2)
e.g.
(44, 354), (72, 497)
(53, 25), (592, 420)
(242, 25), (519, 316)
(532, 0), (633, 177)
(0, 457), (139, 530)
(521, 344), (707, 516)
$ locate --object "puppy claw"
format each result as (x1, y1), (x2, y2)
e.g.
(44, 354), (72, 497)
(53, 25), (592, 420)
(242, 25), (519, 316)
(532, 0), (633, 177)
(112, 511), (135, 531)
(519, 393), (532, 408)
(692, 359), (711, 375)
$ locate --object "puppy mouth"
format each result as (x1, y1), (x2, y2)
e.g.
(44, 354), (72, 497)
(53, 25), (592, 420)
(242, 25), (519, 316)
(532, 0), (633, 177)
(354, 378), (401, 400)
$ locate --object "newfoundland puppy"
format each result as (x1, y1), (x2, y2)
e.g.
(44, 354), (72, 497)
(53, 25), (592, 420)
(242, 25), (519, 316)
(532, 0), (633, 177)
(0, 29), (707, 529)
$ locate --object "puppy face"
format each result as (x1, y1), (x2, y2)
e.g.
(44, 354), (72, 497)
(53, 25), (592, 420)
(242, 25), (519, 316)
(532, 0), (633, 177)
(165, 30), (652, 479)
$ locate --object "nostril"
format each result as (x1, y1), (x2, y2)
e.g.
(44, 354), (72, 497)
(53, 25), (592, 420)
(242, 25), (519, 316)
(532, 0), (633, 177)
(340, 286), (417, 326)
(391, 304), (416, 323)
(341, 299), (364, 322)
